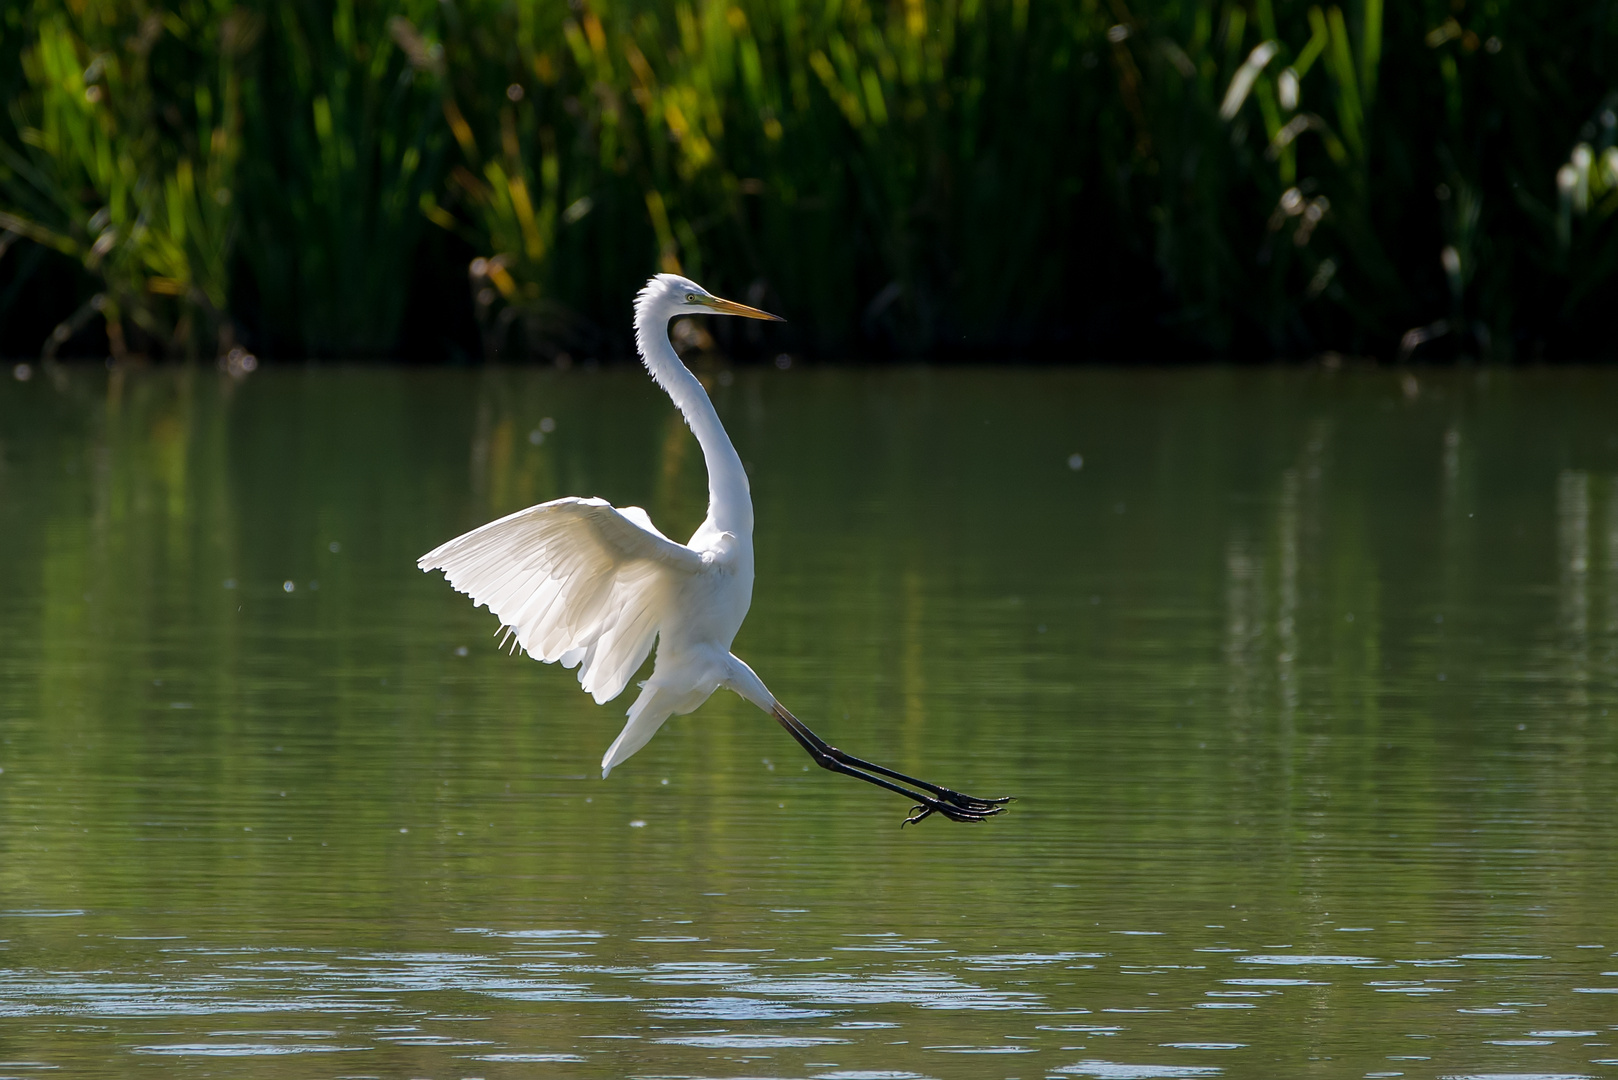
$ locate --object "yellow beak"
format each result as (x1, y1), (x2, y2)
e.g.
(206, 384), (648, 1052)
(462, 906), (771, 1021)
(702, 294), (784, 321)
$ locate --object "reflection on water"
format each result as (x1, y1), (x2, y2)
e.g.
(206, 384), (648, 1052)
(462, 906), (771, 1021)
(4, 917), (1616, 1074)
(1, 366), (1616, 1078)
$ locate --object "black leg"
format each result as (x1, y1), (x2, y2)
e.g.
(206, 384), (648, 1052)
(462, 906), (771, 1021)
(770, 704), (1011, 825)
(774, 705), (1012, 813)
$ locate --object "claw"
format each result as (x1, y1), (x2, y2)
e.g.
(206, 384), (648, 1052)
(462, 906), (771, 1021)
(902, 804), (935, 827)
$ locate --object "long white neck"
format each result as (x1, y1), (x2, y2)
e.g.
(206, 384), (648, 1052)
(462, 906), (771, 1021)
(633, 290), (752, 539)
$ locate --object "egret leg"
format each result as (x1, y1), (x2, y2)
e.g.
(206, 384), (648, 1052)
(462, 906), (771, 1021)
(770, 704), (1010, 824)
(773, 705), (1011, 812)
(771, 710), (995, 824)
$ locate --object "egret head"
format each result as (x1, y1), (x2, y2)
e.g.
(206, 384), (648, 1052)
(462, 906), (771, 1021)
(641, 273), (783, 322)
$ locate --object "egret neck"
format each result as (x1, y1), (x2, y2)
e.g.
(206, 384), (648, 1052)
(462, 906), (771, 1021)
(633, 279), (752, 540)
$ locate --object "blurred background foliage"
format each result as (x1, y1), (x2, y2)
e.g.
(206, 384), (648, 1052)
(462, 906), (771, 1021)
(1, 0), (1616, 362)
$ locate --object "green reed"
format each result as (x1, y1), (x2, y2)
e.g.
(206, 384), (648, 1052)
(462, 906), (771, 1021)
(1124, 0), (1618, 356)
(1, 0), (1615, 359)
(0, 0), (251, 359)
(425, 0), (1113, 356)
(233, 0), (445, 357)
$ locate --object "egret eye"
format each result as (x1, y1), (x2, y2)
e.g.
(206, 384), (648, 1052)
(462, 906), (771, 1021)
(685, 293), (698, 303)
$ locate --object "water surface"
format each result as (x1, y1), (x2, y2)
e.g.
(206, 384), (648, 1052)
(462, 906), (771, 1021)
(1, 365), (1616, 1078)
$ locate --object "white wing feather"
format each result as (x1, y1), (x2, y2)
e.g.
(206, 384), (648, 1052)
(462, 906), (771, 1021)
(419, 497), (705, 704)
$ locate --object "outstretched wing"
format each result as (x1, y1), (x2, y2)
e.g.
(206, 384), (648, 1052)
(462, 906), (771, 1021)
(419, 497), (705, 703)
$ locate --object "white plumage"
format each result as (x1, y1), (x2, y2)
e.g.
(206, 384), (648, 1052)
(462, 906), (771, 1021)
(421, 275), (772, 777)
(420, 274), (1008, 823)
(419, 497), (699, 704)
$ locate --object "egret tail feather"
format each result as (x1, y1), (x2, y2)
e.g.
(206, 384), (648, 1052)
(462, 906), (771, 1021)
(601, 682), (677, 777)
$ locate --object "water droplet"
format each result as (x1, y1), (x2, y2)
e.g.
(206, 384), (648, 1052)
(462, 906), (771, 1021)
(283, 581), (295, 593)
(1068, 453), (1084, 470)
(629, 820), (647, 828)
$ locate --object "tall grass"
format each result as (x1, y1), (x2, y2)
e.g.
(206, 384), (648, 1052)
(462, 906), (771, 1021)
(234, 0), (445, 356)
(424, 0), (1120, 356)
(1, 0), (1616, 360)
(0, 0), (251, 359)
(1126, 0), (1618, 356)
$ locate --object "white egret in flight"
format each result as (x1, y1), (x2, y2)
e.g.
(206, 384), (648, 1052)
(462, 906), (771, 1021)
(420, 275), (1009, 824)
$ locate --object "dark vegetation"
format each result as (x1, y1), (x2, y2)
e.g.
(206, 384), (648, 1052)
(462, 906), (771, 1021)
(2, 0), (1616, 363)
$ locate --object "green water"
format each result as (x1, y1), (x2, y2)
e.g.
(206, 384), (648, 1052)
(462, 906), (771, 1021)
(1, 365), (1616, 1079)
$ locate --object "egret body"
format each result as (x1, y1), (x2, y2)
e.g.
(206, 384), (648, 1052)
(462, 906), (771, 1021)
(420, 275), (1008, 824)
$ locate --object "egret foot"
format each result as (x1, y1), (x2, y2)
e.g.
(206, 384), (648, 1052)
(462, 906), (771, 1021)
(901, 797), (1005, 827)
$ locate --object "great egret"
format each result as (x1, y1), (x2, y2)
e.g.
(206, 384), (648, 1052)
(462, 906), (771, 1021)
(419, 274), (1009, 825)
